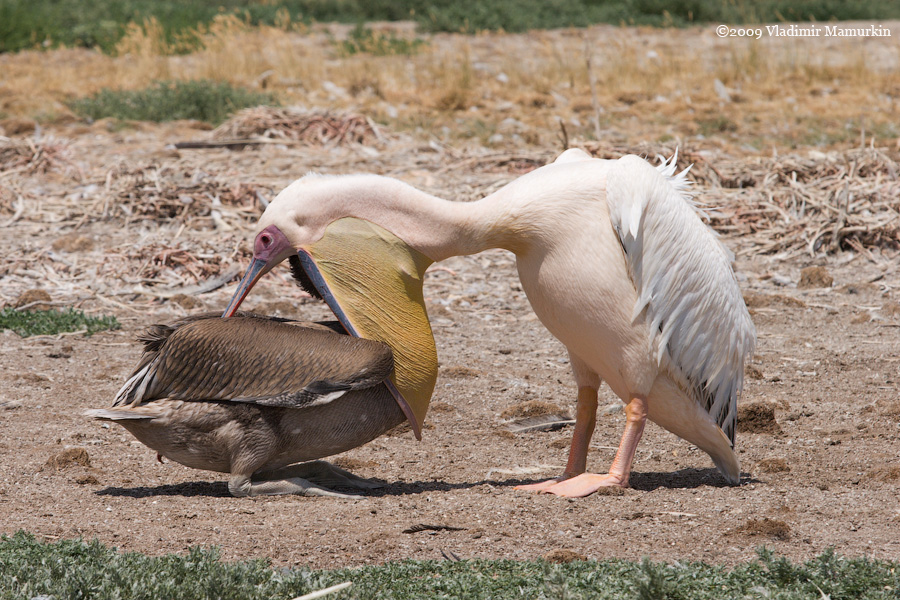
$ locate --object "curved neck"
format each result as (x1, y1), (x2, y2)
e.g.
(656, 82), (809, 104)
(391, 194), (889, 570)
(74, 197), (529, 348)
(319, 175), (528, 261)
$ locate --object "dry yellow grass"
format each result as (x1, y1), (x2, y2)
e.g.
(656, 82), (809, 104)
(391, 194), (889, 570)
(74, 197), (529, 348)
(1, 18), (897, 151)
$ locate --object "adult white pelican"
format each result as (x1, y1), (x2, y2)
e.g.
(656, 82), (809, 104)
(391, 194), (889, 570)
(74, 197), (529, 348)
(223, 149), (755, 497)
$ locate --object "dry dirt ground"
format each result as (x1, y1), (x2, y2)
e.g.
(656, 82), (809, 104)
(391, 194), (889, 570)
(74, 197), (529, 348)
(1, 115), (899, 569)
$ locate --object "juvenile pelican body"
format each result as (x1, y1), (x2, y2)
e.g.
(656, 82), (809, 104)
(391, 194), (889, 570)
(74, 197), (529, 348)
(225, 150), (755, 496)
(89, 314), (410, 497)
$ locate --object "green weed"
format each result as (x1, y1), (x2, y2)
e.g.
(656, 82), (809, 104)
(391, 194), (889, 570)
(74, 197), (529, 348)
(3, 0), (900, 54)
(0, 308), (120, 338)
(2, 532), (900, 599)
(67, 80), (277, 124)
(338, 24), (425, 57)
(0, 532), (328, 600)
(697, 115), (739, 137)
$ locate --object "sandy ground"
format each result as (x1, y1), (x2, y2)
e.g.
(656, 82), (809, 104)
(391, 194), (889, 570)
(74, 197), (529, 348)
(1, 111), (899, 570)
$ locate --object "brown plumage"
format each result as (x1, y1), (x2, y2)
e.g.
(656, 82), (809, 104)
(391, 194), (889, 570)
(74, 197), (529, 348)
(88, 312), (405, 497)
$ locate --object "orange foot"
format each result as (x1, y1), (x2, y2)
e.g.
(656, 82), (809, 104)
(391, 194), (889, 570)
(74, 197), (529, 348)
(514, 477), (570, 492)
(543, 473), (627, 498)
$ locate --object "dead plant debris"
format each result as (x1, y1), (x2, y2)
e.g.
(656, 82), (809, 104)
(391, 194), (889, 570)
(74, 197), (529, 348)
(706, 148), (900, 257)
(99, 242), (247, 288)
(212, 107), (386, 147)
(438, 153), (546, 175)
(402, 523), (465, 534)
(0, 136), (81, 179)
(108, 165), (269, 225)
(745, 365), (764, 380)
(505, 414), (574, 433)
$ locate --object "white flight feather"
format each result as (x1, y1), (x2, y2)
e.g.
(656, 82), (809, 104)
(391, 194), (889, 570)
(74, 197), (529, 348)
(606, 153), (755, 442)
(113, 362), (154, 406)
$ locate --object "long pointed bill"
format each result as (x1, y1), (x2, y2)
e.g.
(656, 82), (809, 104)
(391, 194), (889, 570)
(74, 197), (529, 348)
(300, 217), (437, 440)
(222, 224), (295, 318)
(222, 258), (267, 317)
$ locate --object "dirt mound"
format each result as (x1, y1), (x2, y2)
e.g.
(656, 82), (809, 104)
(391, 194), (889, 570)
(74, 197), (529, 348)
(52, 234), (95, 253)
(500, 400), (567, 420)
(43, 447), (91, 471)
(13, 289), (52, 309)
(864, 465), (900, 483)
(735, 518), (791, 541)
(441, 365), (482, 379)
(738, 403), (782, 434)
(799, 266), (834, 289)
(542, 549), (587, 563)
(742, 291), (807, 309)
(755, 458), (791, 474)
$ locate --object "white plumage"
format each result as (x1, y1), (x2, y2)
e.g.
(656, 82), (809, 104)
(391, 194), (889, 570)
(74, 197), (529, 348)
(605, 151), (755, 445)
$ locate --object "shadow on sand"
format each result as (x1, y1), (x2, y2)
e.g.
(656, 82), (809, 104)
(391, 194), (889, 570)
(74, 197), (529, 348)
(96, 467), (756, 499)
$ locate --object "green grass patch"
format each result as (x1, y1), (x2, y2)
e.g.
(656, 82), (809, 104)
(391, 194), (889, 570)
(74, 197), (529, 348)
(0, 308), (120, 338)
(2, 532), (900, 599)
(67, 80), (278, 125)
(414, 0), (900, 33)
(3, 0), (900, 54)
(338, 23), (426, 57)
(697, 115), (740, 137)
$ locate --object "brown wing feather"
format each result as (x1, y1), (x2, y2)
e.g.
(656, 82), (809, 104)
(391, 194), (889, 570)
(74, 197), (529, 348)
(113, 313), (393, 408)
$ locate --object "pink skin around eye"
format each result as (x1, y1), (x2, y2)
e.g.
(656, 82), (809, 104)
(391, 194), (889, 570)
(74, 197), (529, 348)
(222, 225), (294, 318)
(254, 225), (291, 262)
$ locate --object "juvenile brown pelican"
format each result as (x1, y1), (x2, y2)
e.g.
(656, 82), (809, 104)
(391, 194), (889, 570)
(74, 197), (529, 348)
(88, 314), (413, 497)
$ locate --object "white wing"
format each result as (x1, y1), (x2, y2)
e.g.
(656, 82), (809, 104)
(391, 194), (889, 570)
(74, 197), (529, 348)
(552, 148), (594, 165)
(605, 153), (756, 444)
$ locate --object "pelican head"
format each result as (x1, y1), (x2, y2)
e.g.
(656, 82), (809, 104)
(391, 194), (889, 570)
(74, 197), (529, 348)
(222, 176), (438, 439)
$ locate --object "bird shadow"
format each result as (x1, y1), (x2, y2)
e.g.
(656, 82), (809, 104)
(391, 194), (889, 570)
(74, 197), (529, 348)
(378, 469), (763, 495)
(628, 468), (760, 491)
(506, 468), (760, 492)
(364, 478), (523, 497)
(95, 470), (759, 499)
(96, 481), (230, 498)
(94, 477), (524, 499)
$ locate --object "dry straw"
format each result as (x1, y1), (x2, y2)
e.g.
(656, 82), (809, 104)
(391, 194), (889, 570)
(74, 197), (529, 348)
(211, 107), (386, 146)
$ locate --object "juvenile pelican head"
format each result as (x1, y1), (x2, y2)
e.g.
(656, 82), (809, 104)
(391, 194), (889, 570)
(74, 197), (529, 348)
(222, 177), (438, 439)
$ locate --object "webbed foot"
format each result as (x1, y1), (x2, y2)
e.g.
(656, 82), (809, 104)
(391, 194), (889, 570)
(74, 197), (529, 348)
(230, 460), (382, 498)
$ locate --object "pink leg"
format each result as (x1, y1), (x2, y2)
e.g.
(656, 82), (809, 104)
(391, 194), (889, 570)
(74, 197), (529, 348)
(544, 395), (648, 497)
(515, 386), (597, 491)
